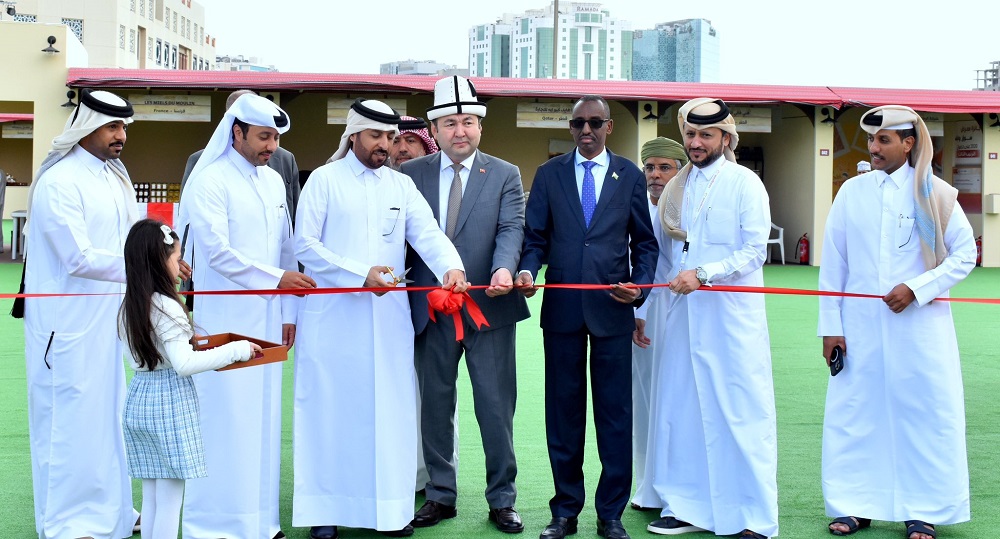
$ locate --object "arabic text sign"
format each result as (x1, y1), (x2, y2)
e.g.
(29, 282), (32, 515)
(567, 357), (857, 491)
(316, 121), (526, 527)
(730, 106), (771, 133)
(517, 102), (574, 129)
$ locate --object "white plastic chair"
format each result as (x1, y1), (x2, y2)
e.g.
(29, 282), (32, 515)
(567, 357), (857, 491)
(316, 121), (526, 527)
(767, 222), (784, 264)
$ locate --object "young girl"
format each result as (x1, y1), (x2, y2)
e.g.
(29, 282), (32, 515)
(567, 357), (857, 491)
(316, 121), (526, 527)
(119, 219), (261, 539)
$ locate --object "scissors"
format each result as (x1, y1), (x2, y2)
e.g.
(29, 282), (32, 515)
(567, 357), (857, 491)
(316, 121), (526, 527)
(386, 267), (414, 285)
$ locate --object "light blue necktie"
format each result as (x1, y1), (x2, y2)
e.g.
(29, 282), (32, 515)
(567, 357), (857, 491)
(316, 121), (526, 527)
(581, 161), (597, 227)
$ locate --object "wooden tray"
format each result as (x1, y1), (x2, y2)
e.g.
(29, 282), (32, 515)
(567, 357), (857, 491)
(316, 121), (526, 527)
(193, 332), (288, 372)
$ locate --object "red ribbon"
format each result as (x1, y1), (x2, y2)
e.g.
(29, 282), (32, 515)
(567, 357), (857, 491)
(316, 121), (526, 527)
(426, 289), (491, 341)
(4, 283), (998, 304)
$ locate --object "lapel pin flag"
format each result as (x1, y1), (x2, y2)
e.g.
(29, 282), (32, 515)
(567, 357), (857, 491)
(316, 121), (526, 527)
(612, 172), (619, 180)
(480, 168), (486, 174)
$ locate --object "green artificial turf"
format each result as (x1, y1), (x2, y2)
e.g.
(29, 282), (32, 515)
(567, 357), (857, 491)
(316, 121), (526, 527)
(0, 264), (996, 538)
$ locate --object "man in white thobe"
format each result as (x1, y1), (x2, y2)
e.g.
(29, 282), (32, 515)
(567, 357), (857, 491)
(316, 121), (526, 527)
(820, 106), (974, 539)
(645, 99), (777, 539)
(629, 137), (684, 511)
(292, 99), (466, 539)
(179, 94), (314, 539)
(23, 89), (140, 539)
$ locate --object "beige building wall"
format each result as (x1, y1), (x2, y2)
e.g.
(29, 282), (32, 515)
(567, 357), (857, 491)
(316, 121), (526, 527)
(9, 0), (215, 69)
(977, 114), (1000, 267)
(0, 22), (83, 218)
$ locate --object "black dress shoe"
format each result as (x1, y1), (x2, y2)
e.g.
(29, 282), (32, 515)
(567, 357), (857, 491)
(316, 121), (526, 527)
(411, 500), (457, 528)
(273, 532), (286, 539)
(380, 524), (414, 537)
(489, 506), (525, 533)
(597, 519), (630, 539)
(309, 526), (338, 539)
(539, 516), (578, 539)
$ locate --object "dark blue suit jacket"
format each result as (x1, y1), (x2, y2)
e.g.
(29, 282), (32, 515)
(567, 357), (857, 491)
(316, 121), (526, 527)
(519, 150), (658, 337)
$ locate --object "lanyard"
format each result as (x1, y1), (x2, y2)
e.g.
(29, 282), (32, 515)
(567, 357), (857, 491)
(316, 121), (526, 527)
(679, 161), (725, 272)
(683, 160), (725, 227)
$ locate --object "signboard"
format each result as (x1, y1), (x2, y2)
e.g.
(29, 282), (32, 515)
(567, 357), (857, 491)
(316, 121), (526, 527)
(953, 120), (982, 166)
(129, 94), (211, 122)
(1, 123), (33, 139)
(517, 102), (574, 129)
(327, 98), (407, 124)
(919, 112), (944, 137)
(953, 166), (981, 194)
(729, 106), (772, 133)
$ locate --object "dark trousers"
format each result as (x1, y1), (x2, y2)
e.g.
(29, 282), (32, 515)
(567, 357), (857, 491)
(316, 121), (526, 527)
(543, 329), (632, 521)
(415, 313), (518, 508)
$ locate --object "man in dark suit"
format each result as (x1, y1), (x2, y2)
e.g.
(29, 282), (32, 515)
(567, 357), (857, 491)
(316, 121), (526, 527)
(514, 95), (658, 539)
(403, 75), (530, 534)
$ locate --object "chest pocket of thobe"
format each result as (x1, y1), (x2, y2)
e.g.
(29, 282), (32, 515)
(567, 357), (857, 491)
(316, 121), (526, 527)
(704, 206), (737, 245)
(382, 207), (404, 244)
(896, 214), (918, 251)
(268, 203), (288, 252)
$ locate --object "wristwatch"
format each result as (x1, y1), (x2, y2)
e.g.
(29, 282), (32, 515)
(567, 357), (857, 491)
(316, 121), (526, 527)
(695, 267), (708, 285)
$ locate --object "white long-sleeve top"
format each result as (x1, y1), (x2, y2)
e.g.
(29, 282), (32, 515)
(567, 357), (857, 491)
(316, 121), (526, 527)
(123, 293), (253, 377)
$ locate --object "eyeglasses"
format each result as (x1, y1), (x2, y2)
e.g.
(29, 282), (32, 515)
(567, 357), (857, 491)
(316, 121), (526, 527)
(644, 164), (677, 174)
(569, 118), (610, 130)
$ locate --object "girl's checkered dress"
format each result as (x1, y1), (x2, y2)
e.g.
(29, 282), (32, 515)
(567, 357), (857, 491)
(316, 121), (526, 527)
(121, 293), (253, 479)
(124, 368), (206, 479)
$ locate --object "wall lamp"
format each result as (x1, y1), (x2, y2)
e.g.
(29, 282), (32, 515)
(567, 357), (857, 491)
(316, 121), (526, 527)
(62, 90), (76, 108)
(642, 103), (659, 121)
(42, 35), (60, 54)
(5, 5), (14, 17)
(820, 107), (837, 124)
(989, 113), (1000, 129)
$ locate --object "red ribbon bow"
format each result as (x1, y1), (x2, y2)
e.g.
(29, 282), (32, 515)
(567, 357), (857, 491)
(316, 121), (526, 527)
(427, 289), (490, 341)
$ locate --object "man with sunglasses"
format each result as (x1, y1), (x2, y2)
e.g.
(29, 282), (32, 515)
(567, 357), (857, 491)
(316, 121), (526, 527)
(516, 95), (658, 539)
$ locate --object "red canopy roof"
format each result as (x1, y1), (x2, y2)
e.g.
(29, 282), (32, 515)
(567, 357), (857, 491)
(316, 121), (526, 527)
(0, 113), (33, 123)
(65, 69), (1000, 114)
(830, 87), (1000, 114)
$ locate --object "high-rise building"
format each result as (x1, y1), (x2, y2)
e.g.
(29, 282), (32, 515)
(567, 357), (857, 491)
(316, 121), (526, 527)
(974, 61), (999, 91)
(380, 59), (465, 77)
(216, 54), (276, 72)
(5, 0), (215, 70)
(469, 2), (633, 80)
(632, 19), (718, 82)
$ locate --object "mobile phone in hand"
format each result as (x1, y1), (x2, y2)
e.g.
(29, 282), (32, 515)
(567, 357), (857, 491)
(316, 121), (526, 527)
(829, 345), (844, 376)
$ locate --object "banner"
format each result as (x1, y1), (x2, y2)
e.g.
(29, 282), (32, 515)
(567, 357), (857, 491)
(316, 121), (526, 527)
(129, 94), (212, 122)
(327, 98), (407, 124)
(1, 123), (32, 139)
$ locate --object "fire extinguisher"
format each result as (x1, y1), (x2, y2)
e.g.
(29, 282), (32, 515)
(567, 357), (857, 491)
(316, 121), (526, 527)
(976, 236), (982, 267)
(797, 233), (810, 265)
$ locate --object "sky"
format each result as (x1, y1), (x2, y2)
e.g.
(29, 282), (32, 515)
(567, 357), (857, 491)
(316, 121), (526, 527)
(196, 0), (1000, 91)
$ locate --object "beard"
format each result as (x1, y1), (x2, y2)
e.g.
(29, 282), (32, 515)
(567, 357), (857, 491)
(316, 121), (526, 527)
(359, 148), (388, 169)
(688, 144), (725, 167)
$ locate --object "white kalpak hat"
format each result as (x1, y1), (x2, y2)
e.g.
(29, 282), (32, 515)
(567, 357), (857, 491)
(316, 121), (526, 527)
(328, 98), (401, 162)
(187, 93), (291, 182)
(426, 75), (486, 120)
(857, 160), (872, 173)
